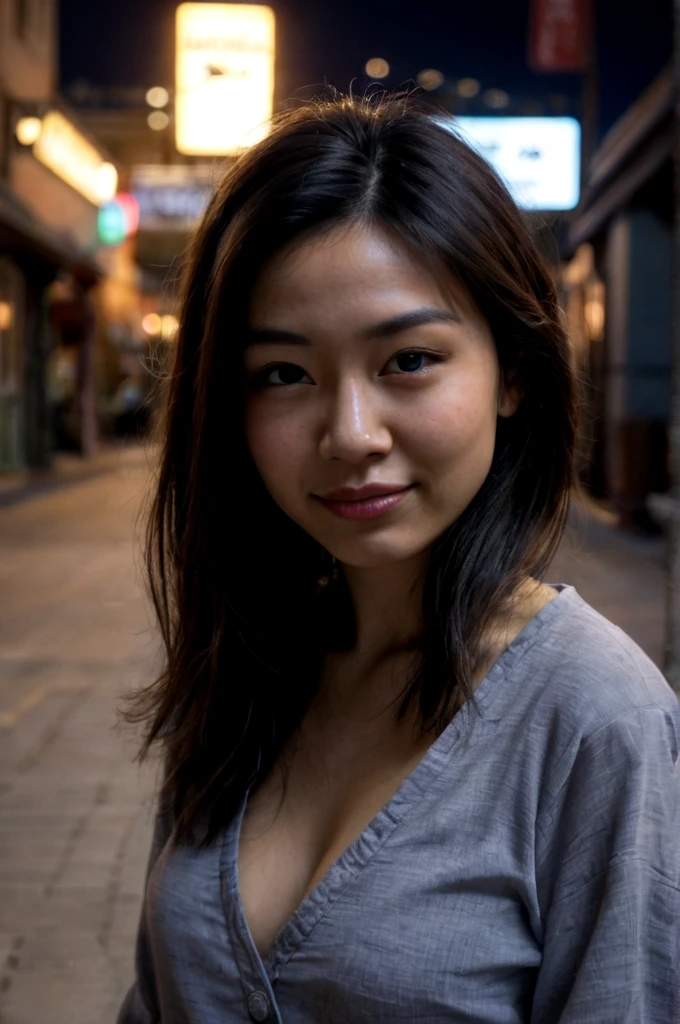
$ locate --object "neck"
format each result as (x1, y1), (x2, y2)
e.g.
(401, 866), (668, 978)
(340, 554), (427, 663)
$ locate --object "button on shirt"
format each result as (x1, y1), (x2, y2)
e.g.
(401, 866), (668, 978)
(247, 991), (270, 1022)
(117, 587), (680, 1023)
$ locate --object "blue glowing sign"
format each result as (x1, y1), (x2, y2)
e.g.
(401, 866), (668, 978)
(438, 116), (581, 211)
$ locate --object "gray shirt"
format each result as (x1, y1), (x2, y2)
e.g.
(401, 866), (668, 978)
(118, 586), (680, 1024)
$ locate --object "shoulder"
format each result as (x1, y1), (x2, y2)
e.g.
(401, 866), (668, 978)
(504, 585), (679, 736)
(482, 586), (680, 813)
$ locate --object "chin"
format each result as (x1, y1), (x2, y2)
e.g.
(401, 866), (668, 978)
(328, 536), (431, 570)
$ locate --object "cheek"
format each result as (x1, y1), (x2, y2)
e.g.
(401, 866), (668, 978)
(402, 372), (499, 469)
(245, 403), (309, 498)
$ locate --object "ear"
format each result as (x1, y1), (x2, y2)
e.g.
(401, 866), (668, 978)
(497, 375), (524, 418)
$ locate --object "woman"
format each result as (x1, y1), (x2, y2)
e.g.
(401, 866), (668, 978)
(120, 98), (679, 1024)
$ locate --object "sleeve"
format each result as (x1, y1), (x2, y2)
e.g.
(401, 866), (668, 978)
(117, 789), (174, 1024)
(530, 703), (680, 1024)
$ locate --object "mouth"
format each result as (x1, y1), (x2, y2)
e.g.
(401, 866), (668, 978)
(312, 484), (415, 520)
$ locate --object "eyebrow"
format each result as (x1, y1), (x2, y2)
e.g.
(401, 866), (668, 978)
(245, 306), (462, 347)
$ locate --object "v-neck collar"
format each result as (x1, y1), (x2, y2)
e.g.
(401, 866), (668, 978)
(221, 585), (575, 980)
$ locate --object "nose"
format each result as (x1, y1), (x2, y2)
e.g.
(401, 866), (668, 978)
(318, 378), (392, 463)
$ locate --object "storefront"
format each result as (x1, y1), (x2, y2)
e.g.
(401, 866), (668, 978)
(0, 96), (155, 468)
(0, 0), (147, 469)
(563, 67), (673, 528)
(0, 179), (101, 470)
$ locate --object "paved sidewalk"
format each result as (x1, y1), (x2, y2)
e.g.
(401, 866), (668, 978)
(0, 441), (149, 510)
(551, 502), (666, 667)
(0, 448), (160, 1024)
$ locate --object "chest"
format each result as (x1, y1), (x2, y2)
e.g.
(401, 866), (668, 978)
(147, 736), (544, 1024)
(237, 709), (434, 959)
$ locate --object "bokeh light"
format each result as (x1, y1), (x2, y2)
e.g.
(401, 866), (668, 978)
(142, 313), (162, 336)
(457, 78), (480, 98)
(161, 315), (179, 341)
(482, 88), (510, 109)
(0, 301), (13, 331)
(15, 116), (42, 146)
(147, 110), (170, 131)
(365, 57), (390, 79)
(145, 86), (170, 108)
(417, 69), (444, 91)
(96, 162), (118, 203)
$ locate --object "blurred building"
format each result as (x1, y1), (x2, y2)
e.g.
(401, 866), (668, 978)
(68, 83), (218, 364)
(562, 66), (673, 530)
(0, 0), (143, 470)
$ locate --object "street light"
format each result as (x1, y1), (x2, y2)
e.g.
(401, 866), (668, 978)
(142, 313), (179, 341)
(365, 57), (390, 79)
(142, 313), (162, 337)
(147, 110), (170, 131)
(457, 78), (480, 98)
(15, 116), (42, 145)
(417, 69), (444, 91)
(146, 86), (169, 109)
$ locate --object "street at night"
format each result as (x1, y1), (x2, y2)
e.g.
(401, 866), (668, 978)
(1, 0), (678, 1019)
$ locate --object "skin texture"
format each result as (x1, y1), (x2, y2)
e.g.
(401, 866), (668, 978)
(244, 221), (520, 576)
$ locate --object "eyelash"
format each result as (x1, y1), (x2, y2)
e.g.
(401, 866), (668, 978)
(251, 349), (444, 388)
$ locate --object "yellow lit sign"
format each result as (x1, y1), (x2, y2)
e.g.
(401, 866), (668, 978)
(32, 111), (118, 205)
(175, 3), (275, 156)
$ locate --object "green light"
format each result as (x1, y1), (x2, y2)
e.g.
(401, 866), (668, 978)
(98, 201), (127, 245)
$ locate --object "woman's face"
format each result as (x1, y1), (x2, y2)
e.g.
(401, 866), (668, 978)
(244, 222), (518, 569)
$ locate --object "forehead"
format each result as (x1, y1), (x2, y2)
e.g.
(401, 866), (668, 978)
(248, 222), (478, 326)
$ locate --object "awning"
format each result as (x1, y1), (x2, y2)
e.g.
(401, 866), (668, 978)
(568, 122), (673, 250)
(567, 65), (673, 253)
(0, 181), (101, 285)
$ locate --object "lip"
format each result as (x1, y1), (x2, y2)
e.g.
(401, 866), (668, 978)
(321, 483), (412, 501)
(313, 483), (414, 520)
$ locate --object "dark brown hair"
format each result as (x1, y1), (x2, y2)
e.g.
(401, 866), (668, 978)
(127, 96), (577, 844)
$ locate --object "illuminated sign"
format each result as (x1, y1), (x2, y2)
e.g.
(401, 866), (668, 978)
(438, 116), (581, 211)
(98, 193), (140, 245)
(529, 0), (591, 72)
(131, 164), (213, 231)
(32, 110), (118, 205)
(175, 3), (275, 156)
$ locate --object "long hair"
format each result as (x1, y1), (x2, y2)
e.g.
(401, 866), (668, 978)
(127, 96), (577, 844)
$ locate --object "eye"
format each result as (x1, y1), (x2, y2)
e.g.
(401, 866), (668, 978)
(257, 363), (313, 386)
(381, 350), (438, 376)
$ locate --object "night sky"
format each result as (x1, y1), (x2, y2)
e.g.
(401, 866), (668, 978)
(59, 0), (672, 139)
